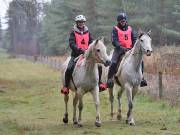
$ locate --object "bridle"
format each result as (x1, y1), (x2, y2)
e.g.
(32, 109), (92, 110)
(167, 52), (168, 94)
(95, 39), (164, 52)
(132, 34), (150, 55)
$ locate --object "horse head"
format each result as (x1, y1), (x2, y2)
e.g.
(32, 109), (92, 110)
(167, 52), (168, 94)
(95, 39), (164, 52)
(138, 29), (153, 56)
(87, 37), (111, 67)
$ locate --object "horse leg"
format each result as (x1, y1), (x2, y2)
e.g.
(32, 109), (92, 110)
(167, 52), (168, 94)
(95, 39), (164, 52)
(117, 87), (124, 120)
(132, 86), (138, 100)
(125, 83), (135, 126)
(77, 94), (84, 127)
(108, 88), (114, 119)
(63, 94), (69, 124)
(91, 86), (101, 127)
(73, 93), (78, 125)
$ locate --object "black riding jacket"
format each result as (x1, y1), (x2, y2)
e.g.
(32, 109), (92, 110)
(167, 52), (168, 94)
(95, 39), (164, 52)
(69, 25), (93, 57)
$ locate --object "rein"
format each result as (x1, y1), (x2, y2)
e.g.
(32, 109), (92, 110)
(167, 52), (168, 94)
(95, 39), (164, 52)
(93, 50), (102, 63)
(132, 40), (145, 55)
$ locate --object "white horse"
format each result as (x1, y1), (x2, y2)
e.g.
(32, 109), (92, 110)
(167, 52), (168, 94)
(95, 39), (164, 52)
(109, 30), (152, 125)
(61, 37), (111, 127)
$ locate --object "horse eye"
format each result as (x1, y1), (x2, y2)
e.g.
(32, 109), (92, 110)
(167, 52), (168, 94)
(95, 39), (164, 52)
(140, 39), (143, 42)
(96, 49), (100, 52)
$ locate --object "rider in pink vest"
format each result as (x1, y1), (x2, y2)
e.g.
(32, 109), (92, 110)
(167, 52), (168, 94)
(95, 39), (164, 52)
(61, 15), (105, 94)
(61, 15), (93, 94)
(105, 12), (147, 88)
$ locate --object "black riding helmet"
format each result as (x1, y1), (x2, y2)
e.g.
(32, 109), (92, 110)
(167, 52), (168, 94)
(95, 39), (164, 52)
(117, 12), (127, 22)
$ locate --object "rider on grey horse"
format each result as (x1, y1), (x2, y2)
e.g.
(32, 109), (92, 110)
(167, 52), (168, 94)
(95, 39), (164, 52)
(61, 15), (105, 94)
(105, 12), (148, 88)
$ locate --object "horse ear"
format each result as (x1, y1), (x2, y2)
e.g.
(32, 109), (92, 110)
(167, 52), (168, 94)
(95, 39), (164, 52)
(95, 39), (99, 45)
(147, 30), (151, 36)
(100, 36), (105, 43)
(138, 28), (143, 38)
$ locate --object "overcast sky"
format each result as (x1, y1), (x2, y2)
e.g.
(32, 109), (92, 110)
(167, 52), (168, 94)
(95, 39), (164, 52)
(0, 0), (51, 29)
(0, 0), (12, 29)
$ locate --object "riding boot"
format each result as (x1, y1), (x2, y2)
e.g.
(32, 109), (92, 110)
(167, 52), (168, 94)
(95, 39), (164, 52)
(140, 61), (148, 87)
(61, 70), (71, 94)
(98, 65), (108, 92)
(140, 78), (147, 87)
(98, 65), (102, 84)
(61, 57), (75, 94)
(106, 63), (117, 88)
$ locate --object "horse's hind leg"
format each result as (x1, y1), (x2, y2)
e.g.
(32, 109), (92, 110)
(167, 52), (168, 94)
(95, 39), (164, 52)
(117, 87), (124, 120)
(77, 94), (84, 127)
(63, 94), (69, 124)
(125, 84), (135, 126)
(73, 93), (78, 125)
(108, 88), (114, 119)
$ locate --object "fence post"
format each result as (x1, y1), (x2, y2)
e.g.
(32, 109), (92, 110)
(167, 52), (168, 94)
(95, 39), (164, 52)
(158, 71), (163, 98)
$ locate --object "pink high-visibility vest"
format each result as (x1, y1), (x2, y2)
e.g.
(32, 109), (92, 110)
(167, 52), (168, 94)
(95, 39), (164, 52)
(114, 26), (132, 48)
(74, 31), (89, 50)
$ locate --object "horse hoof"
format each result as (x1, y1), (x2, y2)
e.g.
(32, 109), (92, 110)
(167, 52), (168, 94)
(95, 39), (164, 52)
(117, 114), (122, 120)
(78, 123), (83, 127)
(95, 121), (101, 127)
(73, 121), (78, 125)
(63, 117), (68, 124)
(126, 119), (135, 126)
(129, 122), (135, 126)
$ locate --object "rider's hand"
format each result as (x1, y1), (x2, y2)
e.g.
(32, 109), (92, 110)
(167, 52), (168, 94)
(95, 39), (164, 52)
(78, 48), (85, 54)
(124, 48), (129, 52)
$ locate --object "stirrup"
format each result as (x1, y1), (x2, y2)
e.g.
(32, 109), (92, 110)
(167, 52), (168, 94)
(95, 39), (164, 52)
(99, 83), (108, 92)
(61, 87), (69, 95)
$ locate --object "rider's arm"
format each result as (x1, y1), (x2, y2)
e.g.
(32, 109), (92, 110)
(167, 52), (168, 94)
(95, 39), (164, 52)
(131, 29), (137, 47)
(111, 27), (120, 48)
(69, 31), (79, 53)
(111, 27), (125, 50)
(88, 32), (93, 45)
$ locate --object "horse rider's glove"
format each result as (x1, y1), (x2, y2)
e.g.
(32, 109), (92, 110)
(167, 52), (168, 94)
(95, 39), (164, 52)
(78, 48), (85, 54)
(124, 48), (129, 52)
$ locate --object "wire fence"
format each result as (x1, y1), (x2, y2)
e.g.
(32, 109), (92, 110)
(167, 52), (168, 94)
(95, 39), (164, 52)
(15, 54), (180, 105)
(16, 54), (64, 70)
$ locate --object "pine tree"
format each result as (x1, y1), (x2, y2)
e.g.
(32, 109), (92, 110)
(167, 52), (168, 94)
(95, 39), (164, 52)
(6, 0), (39, 55)
(0, 18), (2, 48)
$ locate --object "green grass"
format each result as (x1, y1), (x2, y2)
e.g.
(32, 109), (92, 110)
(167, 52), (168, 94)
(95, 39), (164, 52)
(0, 49), (180, 135)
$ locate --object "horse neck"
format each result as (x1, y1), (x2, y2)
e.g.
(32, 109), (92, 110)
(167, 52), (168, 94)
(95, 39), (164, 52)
(130, 39), (143, 71)
(84, 45), (97, 71)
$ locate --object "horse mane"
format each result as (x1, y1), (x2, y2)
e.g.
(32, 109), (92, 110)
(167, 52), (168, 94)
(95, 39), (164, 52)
(115, 49), (132, 76)
(84, 40), (96, 59)
(84, 37), (102, 59)
(115, 39), (140, 77)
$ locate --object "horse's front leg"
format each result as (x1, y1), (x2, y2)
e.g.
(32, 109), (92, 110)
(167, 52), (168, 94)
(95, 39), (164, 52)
(77, 90), (84, 127)
(108, 88), (114, 119)
(63, 94), (69, 124)
(125, 83), (135, 126)
(91, 86), (101, 127)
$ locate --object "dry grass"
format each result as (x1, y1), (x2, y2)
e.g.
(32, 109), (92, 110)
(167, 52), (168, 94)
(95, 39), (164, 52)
(144, 46), (180, 76)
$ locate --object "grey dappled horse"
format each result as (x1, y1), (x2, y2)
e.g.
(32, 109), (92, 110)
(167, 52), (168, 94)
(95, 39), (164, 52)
(109, 30), (152, 125)
(61, 37), (110, 127)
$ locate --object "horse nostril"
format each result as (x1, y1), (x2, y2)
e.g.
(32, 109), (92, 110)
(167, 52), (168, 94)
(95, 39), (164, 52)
(146, 50), (151, 56)
(105, 60), (111, 67)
